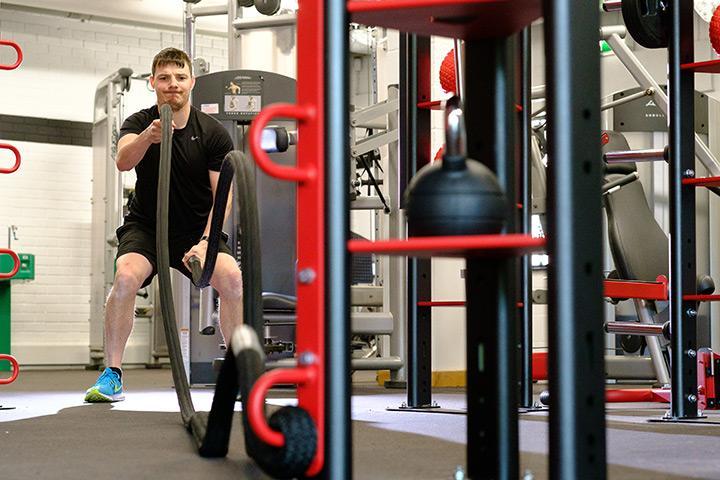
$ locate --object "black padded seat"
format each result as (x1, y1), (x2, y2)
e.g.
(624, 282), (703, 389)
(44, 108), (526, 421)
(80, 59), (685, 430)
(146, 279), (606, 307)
(602, 131), (668, 288)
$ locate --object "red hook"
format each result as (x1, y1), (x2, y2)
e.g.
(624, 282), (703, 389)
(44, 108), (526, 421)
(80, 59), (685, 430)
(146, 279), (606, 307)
(0, 143), (21, 174)
(0, 40), (23, 70)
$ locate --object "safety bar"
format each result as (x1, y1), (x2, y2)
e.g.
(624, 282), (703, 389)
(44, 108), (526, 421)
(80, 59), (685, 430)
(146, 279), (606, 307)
(604, 147), (668, 164)
(0, 40), (23, 70)
(0, 354), (19, 385)
(602, 1), (622, 12)
(0, 143), (21, 174)
(604, 321), (667, 337)
(248, 103), (316, 182)
(0, 249), (20, 279)
(247, 366), (317, 448)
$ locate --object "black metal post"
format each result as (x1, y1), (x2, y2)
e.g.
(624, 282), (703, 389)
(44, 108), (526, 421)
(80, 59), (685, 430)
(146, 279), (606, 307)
(400, 33), (433, 409)
(519, 26), (534, 409)
(325, 0), (350, 477)
(669, 0), (699, 419)
(465, 36), (518, 480)
(543, 0), (606, 478)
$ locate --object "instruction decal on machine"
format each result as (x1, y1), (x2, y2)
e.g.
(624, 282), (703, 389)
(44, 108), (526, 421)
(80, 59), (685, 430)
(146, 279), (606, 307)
(224, 76), (263, 114)
(201, 103), (219, 114)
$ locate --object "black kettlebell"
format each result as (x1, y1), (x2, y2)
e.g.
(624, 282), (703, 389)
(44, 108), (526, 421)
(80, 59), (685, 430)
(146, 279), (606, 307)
(405, 96), (507, 237)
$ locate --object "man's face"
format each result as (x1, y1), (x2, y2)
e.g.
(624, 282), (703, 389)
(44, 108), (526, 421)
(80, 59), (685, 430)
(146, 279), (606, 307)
(150, 63), (194, 111)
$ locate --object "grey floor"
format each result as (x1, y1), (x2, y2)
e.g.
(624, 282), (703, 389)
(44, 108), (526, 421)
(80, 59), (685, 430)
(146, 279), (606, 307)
(1, 369), (719, 479)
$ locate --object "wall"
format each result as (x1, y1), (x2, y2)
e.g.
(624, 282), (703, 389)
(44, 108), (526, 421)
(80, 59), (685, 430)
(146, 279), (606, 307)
(0, 5), (228, 365)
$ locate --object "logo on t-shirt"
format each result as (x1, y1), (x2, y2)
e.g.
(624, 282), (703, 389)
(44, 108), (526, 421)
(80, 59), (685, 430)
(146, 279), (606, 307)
(191, 135), (199, 141)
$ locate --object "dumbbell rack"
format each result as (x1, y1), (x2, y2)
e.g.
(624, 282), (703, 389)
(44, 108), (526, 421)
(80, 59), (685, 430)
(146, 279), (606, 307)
(0, 39), (23, 393)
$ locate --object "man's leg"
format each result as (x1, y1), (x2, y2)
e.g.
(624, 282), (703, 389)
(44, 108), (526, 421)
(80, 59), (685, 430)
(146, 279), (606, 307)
(105, 253), (153, 367)
(209, 252), (243, 344)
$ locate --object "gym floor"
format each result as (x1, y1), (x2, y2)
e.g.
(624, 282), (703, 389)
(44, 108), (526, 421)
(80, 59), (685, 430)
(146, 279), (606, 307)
(1, 369), (719, 479)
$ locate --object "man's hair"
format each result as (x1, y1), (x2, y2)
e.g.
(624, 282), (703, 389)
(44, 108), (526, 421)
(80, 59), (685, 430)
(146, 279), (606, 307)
(152, 48), (192, 76)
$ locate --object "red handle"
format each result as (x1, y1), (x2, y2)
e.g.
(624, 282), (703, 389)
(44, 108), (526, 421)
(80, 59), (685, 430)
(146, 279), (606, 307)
(248, 103), (316, 183)
(0, 249), (20, 279)
(247, 366), (317, 448)
(0, 355), (19, 385)
(0, 143), (21, 174)
(0, 40), (23, 70)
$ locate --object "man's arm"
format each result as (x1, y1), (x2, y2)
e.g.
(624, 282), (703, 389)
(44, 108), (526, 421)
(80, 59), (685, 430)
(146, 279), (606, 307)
(116, 119), (172, 171)
(182, 169), (233, 268)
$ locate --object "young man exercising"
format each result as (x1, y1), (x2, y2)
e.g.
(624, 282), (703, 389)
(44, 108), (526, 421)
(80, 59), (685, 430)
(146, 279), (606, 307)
(85, 48), (242, 402)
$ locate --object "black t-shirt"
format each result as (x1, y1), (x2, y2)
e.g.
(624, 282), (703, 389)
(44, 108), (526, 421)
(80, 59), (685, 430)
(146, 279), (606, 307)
(119, 105), (233, 236)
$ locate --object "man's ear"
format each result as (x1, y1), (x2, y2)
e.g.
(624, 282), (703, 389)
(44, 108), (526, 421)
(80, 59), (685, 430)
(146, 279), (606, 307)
(149, 75), (155, 90)
(190, 76), (196, 91)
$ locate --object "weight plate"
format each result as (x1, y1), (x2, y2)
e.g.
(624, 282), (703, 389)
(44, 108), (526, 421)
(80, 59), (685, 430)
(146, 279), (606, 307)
(622, 0), (669, 49)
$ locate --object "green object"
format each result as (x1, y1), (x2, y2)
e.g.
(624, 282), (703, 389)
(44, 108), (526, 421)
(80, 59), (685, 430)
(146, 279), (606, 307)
(0, 253), (34, 281)
(0, 252), (34, 371)
(599, 40), (613, 55)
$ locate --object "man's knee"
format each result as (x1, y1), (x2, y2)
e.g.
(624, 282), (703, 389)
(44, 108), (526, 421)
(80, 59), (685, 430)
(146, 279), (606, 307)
(214, 269), (243, 299)
(112, 257), (150, 298)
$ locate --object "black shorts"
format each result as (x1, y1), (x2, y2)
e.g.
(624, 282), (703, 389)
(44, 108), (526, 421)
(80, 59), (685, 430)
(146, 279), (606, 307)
(115, 221), (233, 288)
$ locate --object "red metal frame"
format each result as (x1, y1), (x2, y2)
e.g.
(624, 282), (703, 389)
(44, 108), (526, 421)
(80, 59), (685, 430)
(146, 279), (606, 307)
(348, 0), (542, 39)
(247, 366), (318, 447)
(532, 351), (547, 381)
(0, 249), (20, 280)
(682, 176), (720, 188)
(245, 1), (325, 476)
(417, 100), (443, 110)
(605, 388), (669, 403)
(0, 354), (19, 385)
(0, 143), (21, 174)
(603, 275), (668, 301)
(347, 233), (544, 258)
(0, 40), (22, 71)
(605, 350), (720, 410)
(417, 300), (465, 307)
(680, 59), (720, 74)
(683, 294), (720, 302)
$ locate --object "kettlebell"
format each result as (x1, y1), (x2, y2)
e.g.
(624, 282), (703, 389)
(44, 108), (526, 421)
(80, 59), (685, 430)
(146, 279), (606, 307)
(405, 96), (507, 237)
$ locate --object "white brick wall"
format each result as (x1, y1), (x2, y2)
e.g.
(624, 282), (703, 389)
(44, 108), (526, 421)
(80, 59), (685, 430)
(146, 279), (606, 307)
(0, 8), (227, 365)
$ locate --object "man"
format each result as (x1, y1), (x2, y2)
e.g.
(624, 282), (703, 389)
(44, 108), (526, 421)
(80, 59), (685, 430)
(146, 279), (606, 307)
(85, 48), (242, 402)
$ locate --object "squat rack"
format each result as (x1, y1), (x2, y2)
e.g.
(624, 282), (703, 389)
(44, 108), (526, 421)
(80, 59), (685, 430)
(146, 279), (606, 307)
(249, 0), (604, 477)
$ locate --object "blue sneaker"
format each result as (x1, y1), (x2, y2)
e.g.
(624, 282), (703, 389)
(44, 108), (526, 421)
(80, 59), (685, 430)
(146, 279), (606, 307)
(84, 368), (124, 403)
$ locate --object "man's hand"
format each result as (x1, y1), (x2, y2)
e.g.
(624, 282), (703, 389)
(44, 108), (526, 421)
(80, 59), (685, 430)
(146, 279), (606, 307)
(144, 118), (176, 144)
(183, 240), (208, 271)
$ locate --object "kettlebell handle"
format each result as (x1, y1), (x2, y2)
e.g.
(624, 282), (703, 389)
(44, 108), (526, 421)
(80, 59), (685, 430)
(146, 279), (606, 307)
(444, 96), (467, 171)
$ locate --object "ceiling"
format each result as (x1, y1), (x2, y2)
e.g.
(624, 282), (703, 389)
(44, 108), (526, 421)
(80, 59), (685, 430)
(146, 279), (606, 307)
(3, 0), (234, 32)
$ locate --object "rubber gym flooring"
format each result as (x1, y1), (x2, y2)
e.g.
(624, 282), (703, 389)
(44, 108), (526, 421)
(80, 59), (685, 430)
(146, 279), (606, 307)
(1, 369), (719, 479)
